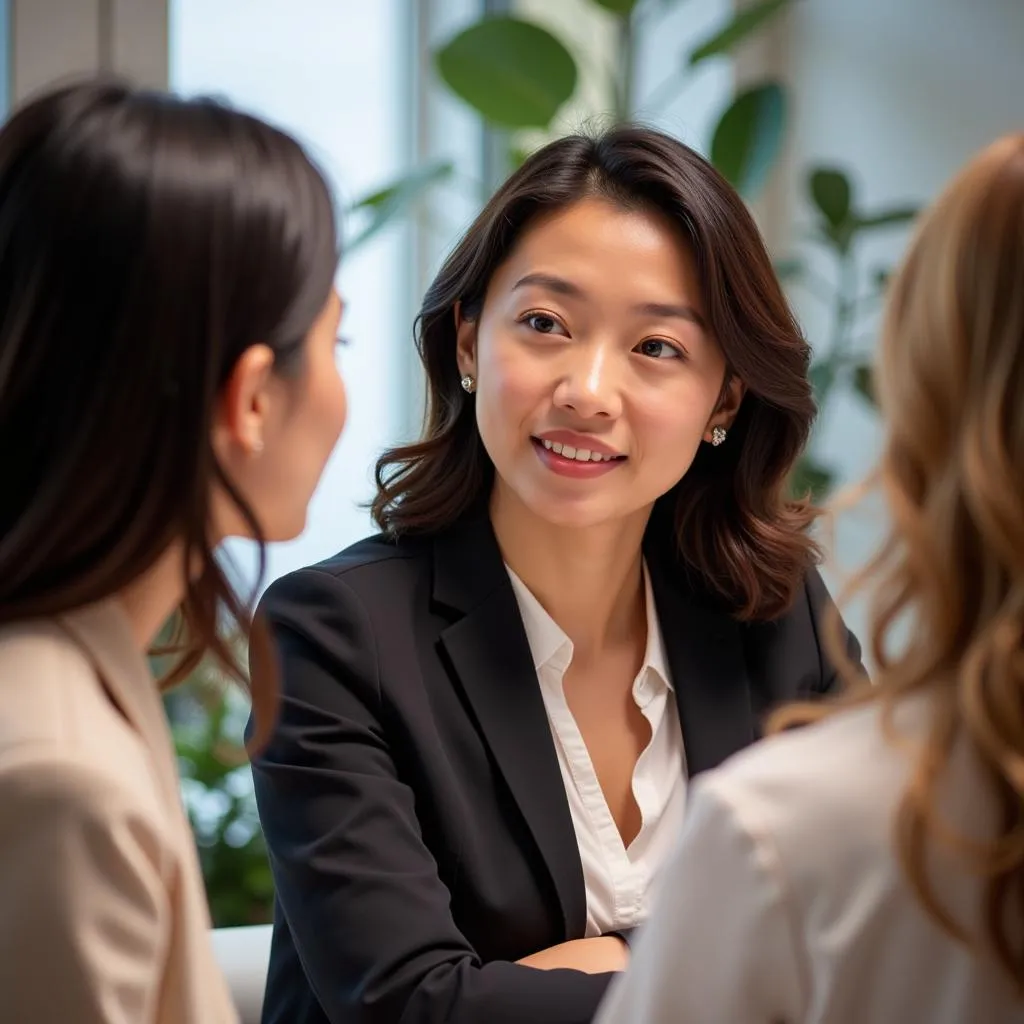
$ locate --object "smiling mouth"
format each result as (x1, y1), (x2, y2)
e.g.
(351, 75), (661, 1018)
(532, 437), (626, 464)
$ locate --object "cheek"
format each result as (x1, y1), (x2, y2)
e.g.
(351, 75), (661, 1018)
(478, 340), (545, 438)
(294, 352), (347, 465)
(326, 361), (348, 439)
(638, 382), (714, 462)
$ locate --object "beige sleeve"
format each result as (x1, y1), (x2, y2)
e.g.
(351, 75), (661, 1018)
(0, 758), (172, 1023)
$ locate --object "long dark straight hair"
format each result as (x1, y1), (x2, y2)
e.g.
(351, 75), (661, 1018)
(0, 81), (339, 746)
(373, 126), (818, 620)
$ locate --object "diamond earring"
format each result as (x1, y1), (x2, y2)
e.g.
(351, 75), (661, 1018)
(710, 426), (727, 447)
(460, 375), (476, 394)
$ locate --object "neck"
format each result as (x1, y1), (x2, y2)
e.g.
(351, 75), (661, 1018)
(490, 483), (650, 658)
(115, 543), (187, 651)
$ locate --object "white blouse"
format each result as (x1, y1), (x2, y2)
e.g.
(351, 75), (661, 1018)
(595, 697), (1022, 1024)
(506, 563), (687, 937)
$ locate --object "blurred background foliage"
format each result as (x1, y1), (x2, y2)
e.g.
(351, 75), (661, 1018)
(160, 638), (274, 927)
(181, 0), (919, 925)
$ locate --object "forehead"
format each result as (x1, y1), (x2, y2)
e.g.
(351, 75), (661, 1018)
(491, 197), (699, 300)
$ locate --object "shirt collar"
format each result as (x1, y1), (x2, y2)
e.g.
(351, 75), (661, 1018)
(506, 561), (674, 692)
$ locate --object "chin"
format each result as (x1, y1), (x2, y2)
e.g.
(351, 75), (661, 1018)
(523, 493), (619, 531)
(263, 510), (308, 545)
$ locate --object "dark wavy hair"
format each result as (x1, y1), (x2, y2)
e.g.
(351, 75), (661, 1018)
(373, 125), (817, 620)
(0, 81), (338, 746)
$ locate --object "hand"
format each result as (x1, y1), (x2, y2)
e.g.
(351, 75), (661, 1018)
(516, 936), (629, 974)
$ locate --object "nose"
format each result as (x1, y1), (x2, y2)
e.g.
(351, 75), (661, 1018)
(552, 340), (623, 420)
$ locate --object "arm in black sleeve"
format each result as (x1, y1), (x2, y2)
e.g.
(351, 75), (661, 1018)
(805, 567), (866, 696)
(251, 567), (613, 1024)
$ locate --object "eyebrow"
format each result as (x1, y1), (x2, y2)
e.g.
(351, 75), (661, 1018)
(635, 301), (705, 329)
(512, 272), (705, 329)
(512, 272), (584, 298)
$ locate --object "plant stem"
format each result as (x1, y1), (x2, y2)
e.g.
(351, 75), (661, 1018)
(818, 249), (858, 408)
(832, 251), (858, 357)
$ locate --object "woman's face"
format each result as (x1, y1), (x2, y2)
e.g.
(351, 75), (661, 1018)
(457, 198), (743, 531)
(215, 288), (347, 543)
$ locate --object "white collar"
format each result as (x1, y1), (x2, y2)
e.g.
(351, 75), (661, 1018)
(506, 561), (673, 692)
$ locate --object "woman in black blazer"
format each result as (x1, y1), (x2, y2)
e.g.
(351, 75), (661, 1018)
(251, 126), (861, 1024)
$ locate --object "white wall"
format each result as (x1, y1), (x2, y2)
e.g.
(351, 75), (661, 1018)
(170, 0), (408, 594)
(775, 0), (1024, 630)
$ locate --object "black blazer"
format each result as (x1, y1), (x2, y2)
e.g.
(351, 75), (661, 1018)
(250, 515), (860, 1024)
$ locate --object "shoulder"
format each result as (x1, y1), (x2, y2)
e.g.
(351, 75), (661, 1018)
(314, 531), (426, 578)
(0, 743), (177, 886)
(0, 622), (159, 787)
(739, 565), (832, 649)
(260, 531), (431, 613)
(735, 565), (861, 697)
(752, 565), (833, 631)
(254, 532), (444, 695)
(0, 748), (174, 839)
(0, 619), (96, 716)
(698, 704), (913, 885)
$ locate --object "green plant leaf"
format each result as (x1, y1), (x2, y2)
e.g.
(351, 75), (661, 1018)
(710, 82), (787, 198)
(590, 0), (641, 14)
(435, 17), (577, 129)
(689, 0), (793, 66)
(852, 362), (877, 407)
(808, 167), (853, 230)
(346, 160), (453, 251)
(855, 205), (919, 231)
(789, 456), (835, 501)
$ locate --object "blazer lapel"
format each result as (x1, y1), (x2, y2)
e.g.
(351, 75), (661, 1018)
(433, 517), (586, 939)
(57, 599), (184, 812)
(646, 553), (758, 776)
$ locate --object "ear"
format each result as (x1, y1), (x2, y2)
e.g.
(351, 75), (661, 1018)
(211, 343), (276, 461)
(704, 374), (746, 442)
(454, 300), (478, 380)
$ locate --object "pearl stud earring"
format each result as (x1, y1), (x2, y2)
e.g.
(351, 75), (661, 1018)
(711, 426), (727, 447)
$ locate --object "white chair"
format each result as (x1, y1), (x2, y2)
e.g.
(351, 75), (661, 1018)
(211, 924), (273, 1024)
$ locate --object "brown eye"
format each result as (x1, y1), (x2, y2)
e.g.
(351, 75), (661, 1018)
(527, 314), (558, 334)
(636, 338), (681, 360)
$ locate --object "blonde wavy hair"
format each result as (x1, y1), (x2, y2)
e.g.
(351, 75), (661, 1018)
(772, 133), (1024, 992)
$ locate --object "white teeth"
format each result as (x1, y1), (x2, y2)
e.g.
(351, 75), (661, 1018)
(539, 439), (619, 462)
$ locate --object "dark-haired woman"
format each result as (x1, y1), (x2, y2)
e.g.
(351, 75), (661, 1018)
(252, 125), (861, 1024)
(0, 81), (347, 1023)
